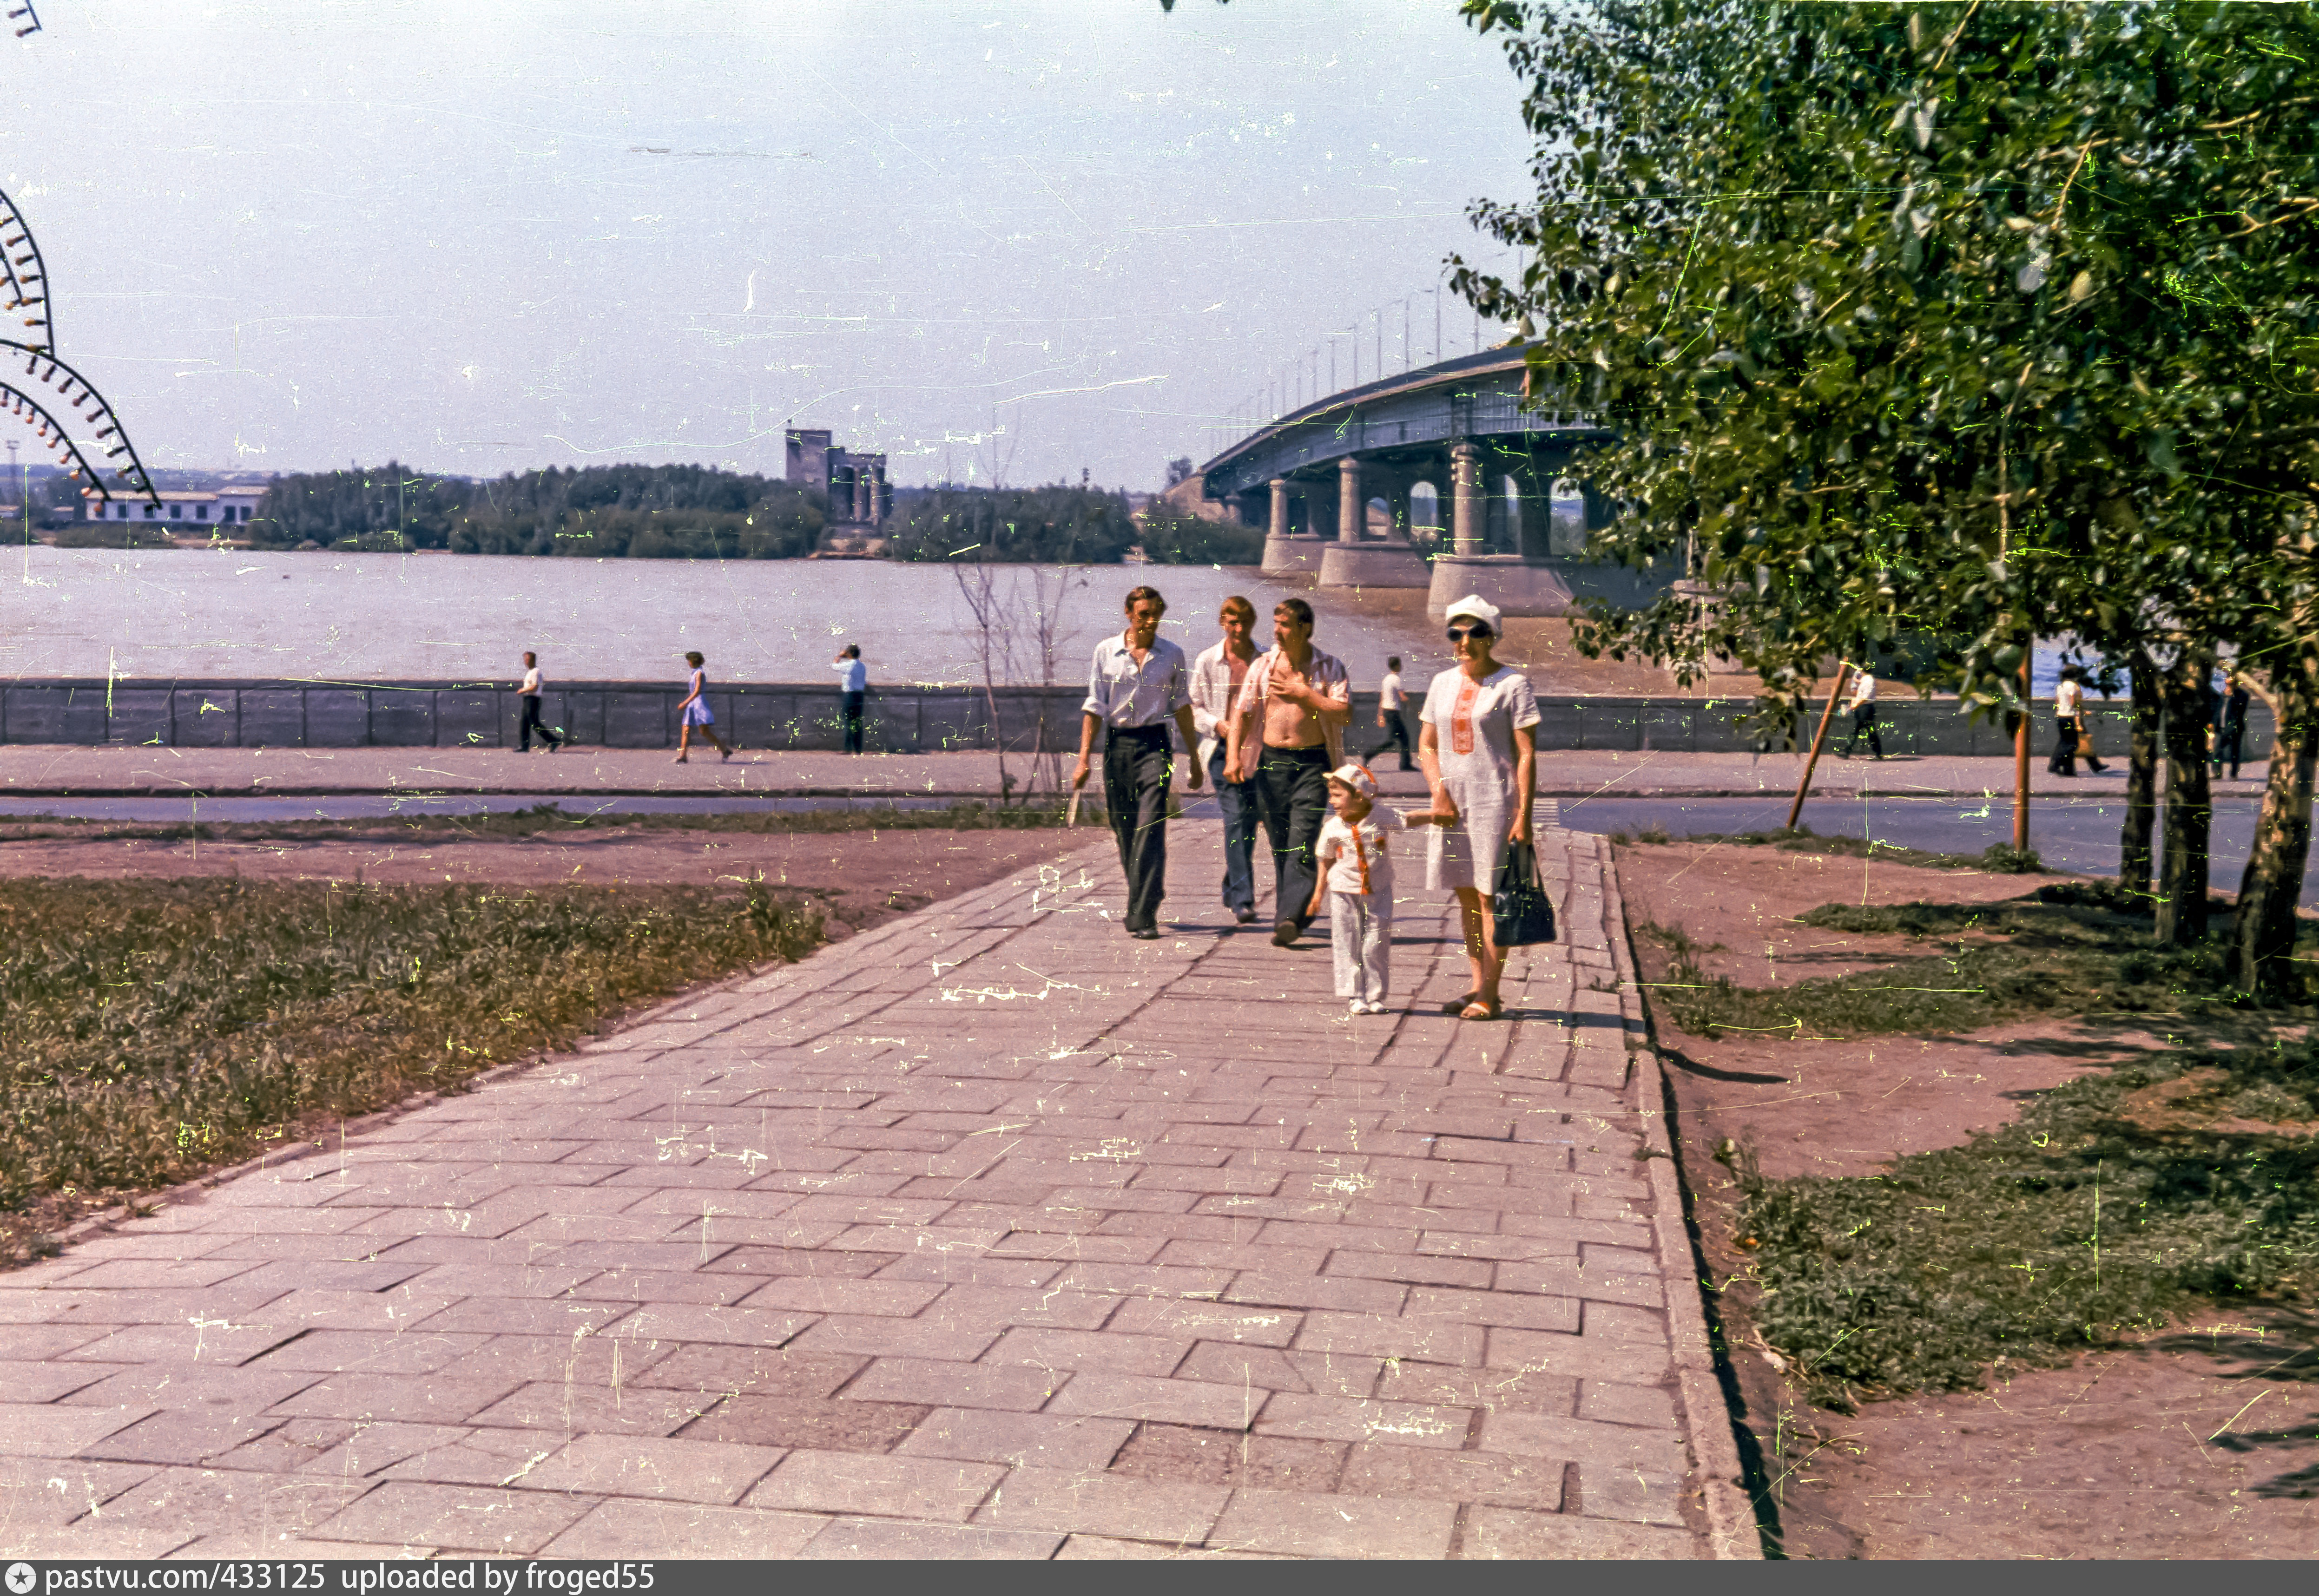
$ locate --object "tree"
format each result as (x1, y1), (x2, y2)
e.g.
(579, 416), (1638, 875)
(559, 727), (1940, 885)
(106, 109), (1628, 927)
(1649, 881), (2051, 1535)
(1454, 0), (2319, 966)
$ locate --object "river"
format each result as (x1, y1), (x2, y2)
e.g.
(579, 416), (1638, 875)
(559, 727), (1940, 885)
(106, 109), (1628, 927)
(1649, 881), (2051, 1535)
(0, 543), (2097, 696)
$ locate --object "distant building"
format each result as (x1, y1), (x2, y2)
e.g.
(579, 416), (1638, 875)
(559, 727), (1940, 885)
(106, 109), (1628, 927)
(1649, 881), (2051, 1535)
(80, 486), (263, 528)
(785, 427), (889, 525)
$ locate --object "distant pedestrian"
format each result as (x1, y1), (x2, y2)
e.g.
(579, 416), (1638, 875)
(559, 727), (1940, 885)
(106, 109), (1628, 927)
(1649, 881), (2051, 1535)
(2049, 666), (2101, 775)
(1420, 595), (1539, 1023)
(674, 650), (733, 763)
(1305, 762), (1447, 1016)
(2213, 670), (2251, 781)
(1074, 585), (1204, 940)
(516, 651), (561, 754)
(1225, 596), (1351, 948)
(834, 644), (868, 755)
(1364, 656), (1415, 771)
(1191, 596), (1262, 925)
(1838, 665), (1881, 759)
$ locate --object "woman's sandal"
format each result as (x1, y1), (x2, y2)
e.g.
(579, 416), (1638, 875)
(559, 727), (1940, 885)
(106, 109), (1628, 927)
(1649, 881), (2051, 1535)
(1440, 992), (1481, 1016)
(1458, 998), (1504, 1022)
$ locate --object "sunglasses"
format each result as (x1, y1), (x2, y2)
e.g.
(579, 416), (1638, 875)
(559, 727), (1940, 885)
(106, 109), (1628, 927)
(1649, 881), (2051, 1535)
(1445, 624), (1494, 642)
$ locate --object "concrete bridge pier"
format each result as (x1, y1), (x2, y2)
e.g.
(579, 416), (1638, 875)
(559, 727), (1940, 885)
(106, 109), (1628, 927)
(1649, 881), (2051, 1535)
(1427, 440), (1575, 618)
(1318, 453), (1429, 591)
(1260, 474), (1326, 578)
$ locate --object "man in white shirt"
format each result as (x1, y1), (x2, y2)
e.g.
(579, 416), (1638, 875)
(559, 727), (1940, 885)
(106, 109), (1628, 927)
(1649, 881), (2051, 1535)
(1074, 585), (1204, 940)
(2049, 665), (2106, 775)
(1364, 656), (1414, 771)
(833, 644), (868, 754)
(1190, 595), (1262, 925)
(516, 651), (561, 753)
(1837, 665), (1881, 759)
(1224, 596), (1351, 946)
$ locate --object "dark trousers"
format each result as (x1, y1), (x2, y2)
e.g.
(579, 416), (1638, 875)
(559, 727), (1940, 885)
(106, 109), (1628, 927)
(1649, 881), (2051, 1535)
(1211, 747), (1258, 915)
(1365, 709), (1414, 770)
(1839, 705), (1881, 757)
(1255, 744), (1331, 932)
(841, 691), (865, 754)
(1103, 725), (1174, 933)
(2049, 716), (2081, 775)
(2214, 723), (2245, 779)
(517, 694), (560, 751)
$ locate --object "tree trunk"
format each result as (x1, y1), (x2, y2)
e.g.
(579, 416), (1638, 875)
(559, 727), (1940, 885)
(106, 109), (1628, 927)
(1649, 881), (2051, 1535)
(2119, 656), (2162, 902)
(2233, 672), (2319, 995)
(2154, 651), (2214, 947)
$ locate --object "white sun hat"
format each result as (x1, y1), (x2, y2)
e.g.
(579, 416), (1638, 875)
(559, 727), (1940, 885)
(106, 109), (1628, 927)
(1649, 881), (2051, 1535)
(1443, 594), (1503, 633)
(1325, 762), (1379, 799)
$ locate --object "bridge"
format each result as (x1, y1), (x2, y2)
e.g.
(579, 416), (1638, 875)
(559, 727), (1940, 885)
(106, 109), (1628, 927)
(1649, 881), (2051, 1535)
(1194, 348), (1675, 618)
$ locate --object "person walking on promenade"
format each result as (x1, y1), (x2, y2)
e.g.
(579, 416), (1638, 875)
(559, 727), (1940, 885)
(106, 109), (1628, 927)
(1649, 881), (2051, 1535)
(2213, 669), (2251, 781)
(1304, 761), (1447, 1016)
(1225, 596), (1351, 948)
(1191, 595), (1262, 925)
(1419, 595), (1539, 1022)
(1074, 585), (1204, 941)
(515, 651), (561, 754)
(834, 644), (868, 755)
(1838, 663), (1882, 758)
(1365, 656), (1415, 771)
(2049, 665), (2101, 775)
(674, 650), (733, 763)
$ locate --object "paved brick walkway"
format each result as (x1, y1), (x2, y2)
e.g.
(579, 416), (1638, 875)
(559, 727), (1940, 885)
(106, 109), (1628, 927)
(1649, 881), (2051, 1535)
(0, 812), (1747, 1560)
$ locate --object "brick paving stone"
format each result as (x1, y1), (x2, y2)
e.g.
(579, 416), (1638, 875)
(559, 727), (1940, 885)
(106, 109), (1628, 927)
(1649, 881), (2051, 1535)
(844, 1356), (1065, 1411)
(680, 1394), (929, 1454)
(0, 1404), (155, 1458)
(895, 1408), (1134, 1471)
(508, 1434), (785, 1503)
(1337, 1442), (1564, 1511)
(1051, 1534), (1288, 1559)
(1046, 1373), (1258, 1430)
(539, 1499), (829, 1558)
(1175, 1343), (1382, 1399)
(796, 1517), (1065, 1558)
(311, 1480), (597, 1554)
(1251, 1392), (1470, 1450)
(745, 1448), (1005, 1521)
(971, 1465), (1228, 1543)
(983, 1327), (1190, 1377)
(265, 1374), (526, 1427)
(1207, 1485), (1457, 1558)
(1461, 1505), (1696, 1559)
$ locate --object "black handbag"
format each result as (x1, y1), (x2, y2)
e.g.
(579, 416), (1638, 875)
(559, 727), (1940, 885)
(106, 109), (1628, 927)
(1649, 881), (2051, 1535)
(1492, 840), (1559, 946)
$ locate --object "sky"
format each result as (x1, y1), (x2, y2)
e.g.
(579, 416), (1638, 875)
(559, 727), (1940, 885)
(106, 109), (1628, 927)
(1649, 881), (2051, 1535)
(0, 1), (1536, 491)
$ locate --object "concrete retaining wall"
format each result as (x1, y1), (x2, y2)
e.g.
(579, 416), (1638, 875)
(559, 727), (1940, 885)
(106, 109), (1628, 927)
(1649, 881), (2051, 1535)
(0, 679), (2275, 759)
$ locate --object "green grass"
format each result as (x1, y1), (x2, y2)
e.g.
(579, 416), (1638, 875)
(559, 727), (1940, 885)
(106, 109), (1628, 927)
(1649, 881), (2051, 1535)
(1647, 883), (2273, 1040)
(1735, 1037), (2319, 1406)
(1613, 822), (2046, 875)
(0, 875), (826, 1215)
(0, 798), (1082, 847)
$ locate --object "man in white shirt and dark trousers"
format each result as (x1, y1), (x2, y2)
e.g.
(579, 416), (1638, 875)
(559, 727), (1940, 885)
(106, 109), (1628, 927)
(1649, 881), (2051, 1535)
(1364, 657), (1414, 771)
(516, 652), (560, 753)
(834, 645), (867, 754)
(1075, 585), (1204, 940)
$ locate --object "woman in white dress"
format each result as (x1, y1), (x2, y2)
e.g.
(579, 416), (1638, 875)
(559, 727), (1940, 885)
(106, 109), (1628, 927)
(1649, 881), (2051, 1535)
(1419, 595), (1540, 1021)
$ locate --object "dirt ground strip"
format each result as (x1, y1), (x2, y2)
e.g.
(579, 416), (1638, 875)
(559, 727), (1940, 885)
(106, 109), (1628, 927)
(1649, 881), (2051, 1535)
(1618, 840), (2319, 1557)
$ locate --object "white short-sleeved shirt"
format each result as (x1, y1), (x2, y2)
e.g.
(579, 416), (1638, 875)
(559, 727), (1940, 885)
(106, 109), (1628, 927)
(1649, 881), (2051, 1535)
(1082, 633), (1192, 730)
(1379, 670), (1404, 711)
(2054, 678), (2082, 718)
(836, 658), (868, 694)
(1421, 665), (1542, 892)
(520, 666), (542, 696)
(1316, 808), (1408, 899)
(1847, 671), (1878, 709)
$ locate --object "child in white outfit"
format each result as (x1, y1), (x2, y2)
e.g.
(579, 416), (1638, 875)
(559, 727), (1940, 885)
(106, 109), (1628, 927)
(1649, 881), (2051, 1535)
(1306, 762), (1447, 1015)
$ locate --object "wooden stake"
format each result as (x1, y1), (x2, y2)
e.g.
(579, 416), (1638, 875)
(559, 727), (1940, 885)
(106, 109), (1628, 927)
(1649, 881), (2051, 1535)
(1786, 662), (1851, 832)
(2014, 648), (2032, 851)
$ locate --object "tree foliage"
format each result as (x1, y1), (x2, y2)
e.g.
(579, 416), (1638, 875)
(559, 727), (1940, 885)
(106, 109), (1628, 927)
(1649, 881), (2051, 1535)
(251, 463), (829, 558)
(880, 485), (1140, 564)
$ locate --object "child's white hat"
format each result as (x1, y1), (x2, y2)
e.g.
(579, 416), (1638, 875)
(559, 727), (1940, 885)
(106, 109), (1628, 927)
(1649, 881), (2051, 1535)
(1325, 762), (1378, 799)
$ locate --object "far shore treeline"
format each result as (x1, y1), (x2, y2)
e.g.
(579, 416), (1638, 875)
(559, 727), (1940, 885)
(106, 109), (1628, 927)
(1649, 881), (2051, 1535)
(235, 463), (1261, 565)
